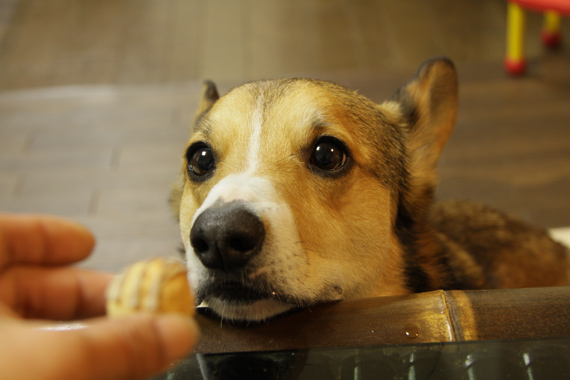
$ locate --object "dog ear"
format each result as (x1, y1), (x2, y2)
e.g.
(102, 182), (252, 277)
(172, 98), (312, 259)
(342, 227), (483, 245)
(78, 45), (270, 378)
(390, 57), (458, 212)
(194, 80), (220, 124)
(392, 57), (458, 169)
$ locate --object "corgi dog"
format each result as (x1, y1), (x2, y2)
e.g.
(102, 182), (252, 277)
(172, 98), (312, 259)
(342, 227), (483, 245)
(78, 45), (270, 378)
(170, 57), (569, 322)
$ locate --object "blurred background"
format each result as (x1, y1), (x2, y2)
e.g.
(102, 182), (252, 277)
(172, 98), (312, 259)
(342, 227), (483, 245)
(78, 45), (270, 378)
(0, 0), (568, 271)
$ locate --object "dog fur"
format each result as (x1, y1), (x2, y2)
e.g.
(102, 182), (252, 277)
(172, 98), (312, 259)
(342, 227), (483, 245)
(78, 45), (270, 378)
(171, 57), (569, 322)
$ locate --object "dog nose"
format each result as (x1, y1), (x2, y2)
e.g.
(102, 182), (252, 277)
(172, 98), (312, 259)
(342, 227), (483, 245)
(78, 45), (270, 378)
(190, 202), (265, 272)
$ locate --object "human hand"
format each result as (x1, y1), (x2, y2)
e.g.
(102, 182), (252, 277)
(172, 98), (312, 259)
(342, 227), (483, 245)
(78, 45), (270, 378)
(0, 213), (198, 380)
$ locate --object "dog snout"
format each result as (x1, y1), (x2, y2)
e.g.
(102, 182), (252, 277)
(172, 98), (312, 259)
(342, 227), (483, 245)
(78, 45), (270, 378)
(190, 201), (265, 272)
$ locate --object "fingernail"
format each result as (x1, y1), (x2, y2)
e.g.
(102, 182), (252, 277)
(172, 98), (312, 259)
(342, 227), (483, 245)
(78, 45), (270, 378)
(38, 322), (87, 331)
(155, 315), (199, 362)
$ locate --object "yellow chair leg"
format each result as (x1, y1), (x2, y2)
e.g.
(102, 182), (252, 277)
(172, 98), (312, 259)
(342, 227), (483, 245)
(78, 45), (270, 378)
(541, 11), (562, 47)
(505, 2), (527, 75)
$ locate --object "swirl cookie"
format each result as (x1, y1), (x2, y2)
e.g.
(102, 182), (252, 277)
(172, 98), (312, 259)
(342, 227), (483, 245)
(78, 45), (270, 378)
(106, 257), (195, 317)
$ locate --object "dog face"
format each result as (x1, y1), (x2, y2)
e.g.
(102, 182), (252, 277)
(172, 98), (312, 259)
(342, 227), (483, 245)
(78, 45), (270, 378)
(175, 58), (458, 322)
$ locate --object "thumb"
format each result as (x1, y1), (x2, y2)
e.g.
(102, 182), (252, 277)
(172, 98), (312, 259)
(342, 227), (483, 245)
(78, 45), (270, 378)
(69, 314), (199, 380)
(3, 314), (199, 380)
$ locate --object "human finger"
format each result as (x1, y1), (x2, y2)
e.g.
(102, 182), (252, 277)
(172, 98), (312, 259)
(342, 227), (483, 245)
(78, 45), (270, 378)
(0, 213), (95, 269)
(0, 314), (199, 380)
(0, 266), (112, 319)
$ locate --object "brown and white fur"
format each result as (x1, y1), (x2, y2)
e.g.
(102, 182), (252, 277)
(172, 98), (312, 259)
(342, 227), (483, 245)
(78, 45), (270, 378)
(171, 58), (569, 322)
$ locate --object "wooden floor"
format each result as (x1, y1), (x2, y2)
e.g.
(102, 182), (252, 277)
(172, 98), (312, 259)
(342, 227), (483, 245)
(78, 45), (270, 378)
(1, 0), (570, 88)
(0, 0), (569, 271)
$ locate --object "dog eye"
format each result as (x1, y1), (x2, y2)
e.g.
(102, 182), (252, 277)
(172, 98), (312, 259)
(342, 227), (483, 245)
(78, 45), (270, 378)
(187, 144), (216, 179)
(310, 137), (348, 172)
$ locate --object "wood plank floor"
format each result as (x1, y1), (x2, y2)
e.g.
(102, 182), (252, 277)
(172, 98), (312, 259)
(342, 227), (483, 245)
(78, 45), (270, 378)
(1, 0), (569, 88)
(0, 0), (568, 271)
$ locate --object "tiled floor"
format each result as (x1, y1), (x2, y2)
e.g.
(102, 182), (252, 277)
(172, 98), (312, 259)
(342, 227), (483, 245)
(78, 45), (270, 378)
(0, 0), (569, 272)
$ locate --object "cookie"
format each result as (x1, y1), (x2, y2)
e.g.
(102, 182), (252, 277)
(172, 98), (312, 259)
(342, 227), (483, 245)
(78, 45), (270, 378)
(106, 257), (194, 317)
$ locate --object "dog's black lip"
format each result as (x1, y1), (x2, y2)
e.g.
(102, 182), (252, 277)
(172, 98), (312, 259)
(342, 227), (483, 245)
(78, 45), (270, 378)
(205, 281), (272, 304)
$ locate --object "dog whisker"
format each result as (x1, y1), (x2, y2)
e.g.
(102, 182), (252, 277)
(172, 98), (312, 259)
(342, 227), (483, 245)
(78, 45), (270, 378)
(220, 303), (227, 328)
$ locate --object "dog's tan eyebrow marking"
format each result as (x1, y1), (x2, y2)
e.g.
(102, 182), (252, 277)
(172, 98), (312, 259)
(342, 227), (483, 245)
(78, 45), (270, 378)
(193, 115), (213, 136)
(309, 119), (329, 133)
